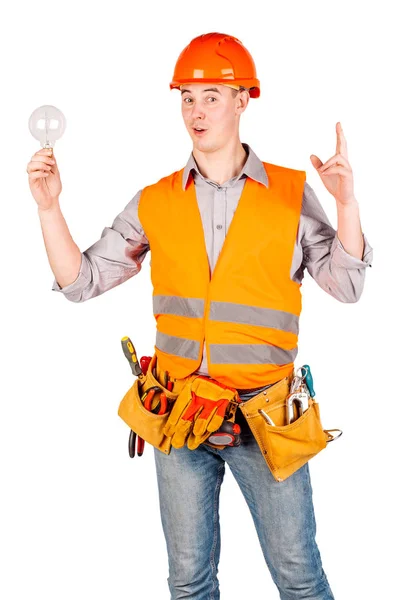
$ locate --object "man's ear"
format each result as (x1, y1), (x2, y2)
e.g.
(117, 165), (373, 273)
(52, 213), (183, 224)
(236, 91), (249, 114)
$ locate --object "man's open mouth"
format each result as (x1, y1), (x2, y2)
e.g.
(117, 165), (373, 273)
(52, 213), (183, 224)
(193, 127), (208, 135)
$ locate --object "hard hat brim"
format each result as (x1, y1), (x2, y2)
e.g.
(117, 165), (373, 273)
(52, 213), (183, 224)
(170, 79), (260, 98)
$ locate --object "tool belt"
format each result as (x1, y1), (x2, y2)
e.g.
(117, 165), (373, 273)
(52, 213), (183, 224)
(118, 352), (342, 482)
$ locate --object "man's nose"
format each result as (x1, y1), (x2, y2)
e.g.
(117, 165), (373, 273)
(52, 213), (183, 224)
(190, 103), (206, 120)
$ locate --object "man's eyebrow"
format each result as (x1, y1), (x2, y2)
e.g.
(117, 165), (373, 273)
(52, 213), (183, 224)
(180, 87), (222, 95)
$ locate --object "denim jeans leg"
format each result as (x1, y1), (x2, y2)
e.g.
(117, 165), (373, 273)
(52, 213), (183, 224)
(153, 444), (226, 600)
(221, 387), (335, 599)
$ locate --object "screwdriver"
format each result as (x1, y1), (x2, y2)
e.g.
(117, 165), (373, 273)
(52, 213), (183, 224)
(121, 335), (146, 458)
(121, 336), (145, 382)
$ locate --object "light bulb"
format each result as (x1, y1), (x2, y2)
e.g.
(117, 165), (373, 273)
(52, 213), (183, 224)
(28, 105), (66, 157)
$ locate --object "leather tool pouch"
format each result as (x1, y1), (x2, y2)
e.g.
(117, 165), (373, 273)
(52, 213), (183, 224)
(118, 353), (195, 454)
(239, 370), (339, 482)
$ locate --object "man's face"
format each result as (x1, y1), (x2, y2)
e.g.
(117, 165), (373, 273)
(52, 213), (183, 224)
(180, 83), (247, 152)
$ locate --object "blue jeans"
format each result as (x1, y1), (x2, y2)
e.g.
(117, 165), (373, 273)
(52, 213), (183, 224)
(153, 385), (335, 599)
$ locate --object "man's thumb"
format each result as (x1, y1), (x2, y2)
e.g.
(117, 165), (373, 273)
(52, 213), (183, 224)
(310, 154), (323, 169)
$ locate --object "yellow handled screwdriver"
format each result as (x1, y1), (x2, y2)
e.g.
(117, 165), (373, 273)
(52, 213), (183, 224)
(121, 336), (146, 382)
(121, 335), (146, 458)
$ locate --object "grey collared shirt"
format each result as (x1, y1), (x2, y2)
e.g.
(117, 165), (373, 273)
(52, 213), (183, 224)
(52, 143), (373, 375)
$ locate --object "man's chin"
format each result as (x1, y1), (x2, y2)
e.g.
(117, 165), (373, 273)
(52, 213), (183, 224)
(192, 138), (217, 152)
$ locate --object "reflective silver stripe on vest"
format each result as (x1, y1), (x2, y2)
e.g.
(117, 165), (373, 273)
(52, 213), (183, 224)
(210, 344), (298, 365)
(153, 295), (204, 318)
(153, 296), (298, 335)
(209, 301), (299, 335)
(156, 331), (200, 360)
(154, 296), (298, 364)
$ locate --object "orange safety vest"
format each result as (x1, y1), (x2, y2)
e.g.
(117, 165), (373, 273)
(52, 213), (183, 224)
(138, 162), (306, 389)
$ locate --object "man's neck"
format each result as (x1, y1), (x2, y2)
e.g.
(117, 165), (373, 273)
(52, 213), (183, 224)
(192, 141), (248, 186)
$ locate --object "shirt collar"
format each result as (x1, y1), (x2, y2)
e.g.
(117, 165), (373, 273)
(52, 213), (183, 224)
(182, 142), (269, 190)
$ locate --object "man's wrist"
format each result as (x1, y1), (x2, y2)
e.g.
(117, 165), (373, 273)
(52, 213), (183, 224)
(336, 198), (360, 213)
(37, 198), (60, 215)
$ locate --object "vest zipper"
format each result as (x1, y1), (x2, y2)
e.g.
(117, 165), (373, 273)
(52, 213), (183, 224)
(203, 279), (212, 371)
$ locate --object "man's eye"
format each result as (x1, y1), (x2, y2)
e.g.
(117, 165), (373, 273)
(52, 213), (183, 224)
(183, 97), (217, 103)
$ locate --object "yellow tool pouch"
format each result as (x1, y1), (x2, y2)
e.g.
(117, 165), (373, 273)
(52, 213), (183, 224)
(118, 354), (196, 454)
(239, 371), (340, 482)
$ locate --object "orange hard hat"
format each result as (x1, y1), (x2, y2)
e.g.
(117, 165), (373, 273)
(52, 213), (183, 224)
(170, 32), (260, 98)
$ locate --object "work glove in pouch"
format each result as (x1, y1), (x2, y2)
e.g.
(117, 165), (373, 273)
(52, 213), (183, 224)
(163, 375), (239, 450)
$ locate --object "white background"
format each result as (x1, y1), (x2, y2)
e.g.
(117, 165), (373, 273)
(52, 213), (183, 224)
(1, 1), (398, 598)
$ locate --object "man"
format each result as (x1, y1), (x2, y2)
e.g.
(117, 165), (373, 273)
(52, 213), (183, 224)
(28, 32), (372, 599)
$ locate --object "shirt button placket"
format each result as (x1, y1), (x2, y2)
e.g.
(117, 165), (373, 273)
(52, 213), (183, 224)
(214, 186), (226, 267)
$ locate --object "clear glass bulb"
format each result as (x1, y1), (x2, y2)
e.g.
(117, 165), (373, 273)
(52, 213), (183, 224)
(28, 105), (66, 156)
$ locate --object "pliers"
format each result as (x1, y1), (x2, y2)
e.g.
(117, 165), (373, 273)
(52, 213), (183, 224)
(128, 387), (169, 458)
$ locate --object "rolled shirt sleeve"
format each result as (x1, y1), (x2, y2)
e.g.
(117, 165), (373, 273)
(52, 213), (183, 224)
(300, 181), (373, 303)
(52, 190), (150, 302)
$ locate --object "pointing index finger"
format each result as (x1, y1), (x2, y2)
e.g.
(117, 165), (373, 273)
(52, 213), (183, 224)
(336, 121), (348, 159)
